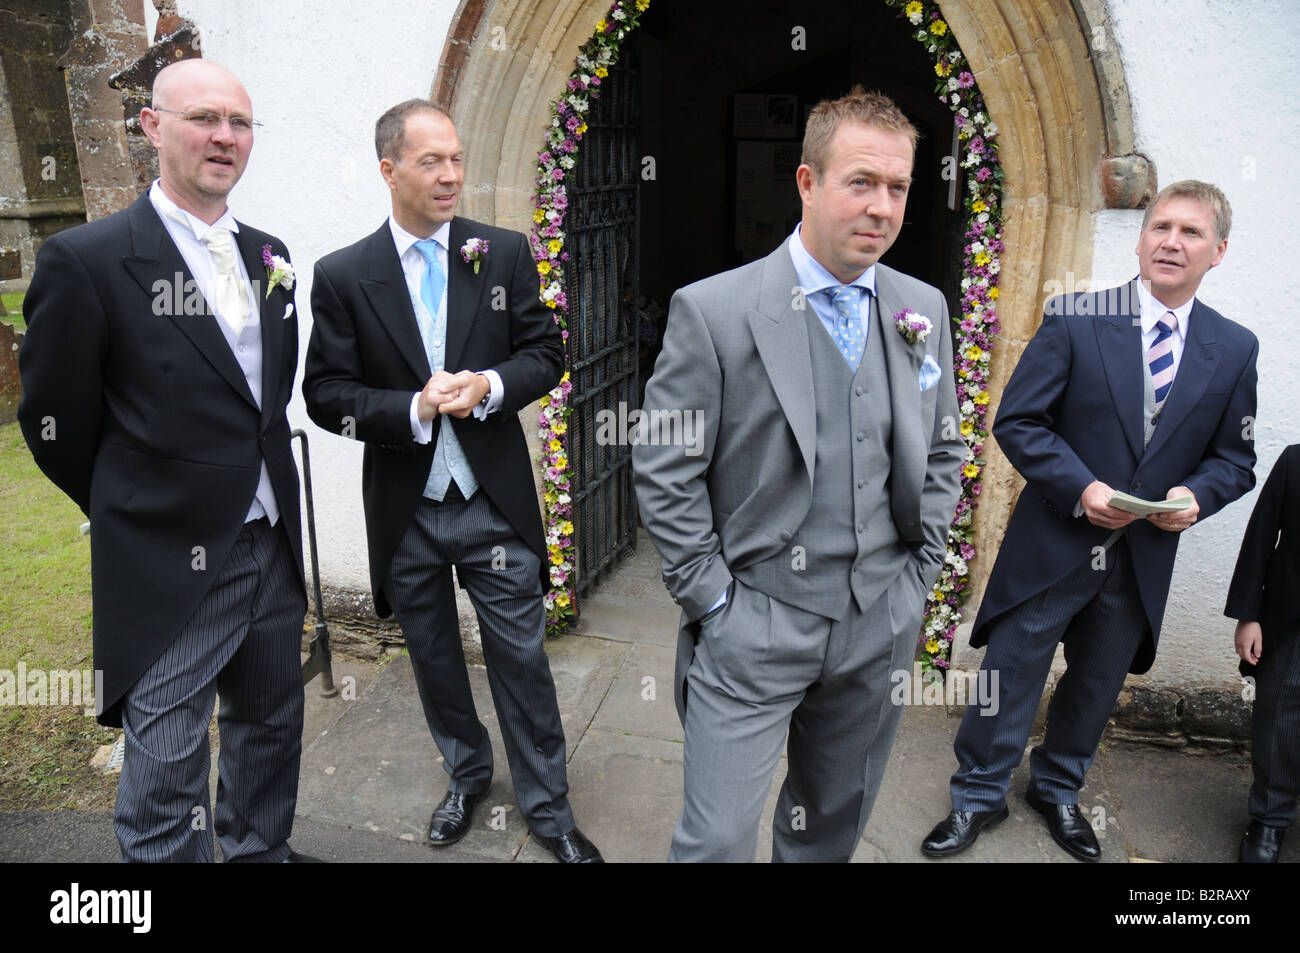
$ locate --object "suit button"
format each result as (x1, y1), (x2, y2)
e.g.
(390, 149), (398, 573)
(857, 478), (866, 489)
(781, 530), (792, 542)
(855, 386), (865, 396)
(857, 523), (865, 534)
(1133, 482), (1143, 492)
(856, 432), (866, 442)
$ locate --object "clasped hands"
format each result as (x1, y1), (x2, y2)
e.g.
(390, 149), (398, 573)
(417, 369), (489, 421)
(1080, 480), (1199, 532)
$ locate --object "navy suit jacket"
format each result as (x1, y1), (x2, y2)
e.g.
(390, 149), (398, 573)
(972, 280), (1258, 673)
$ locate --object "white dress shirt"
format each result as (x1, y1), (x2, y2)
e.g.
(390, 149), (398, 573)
(386, 216), (503, 442)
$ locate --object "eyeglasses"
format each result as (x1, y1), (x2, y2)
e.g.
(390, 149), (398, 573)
(152, 108), (263, 133)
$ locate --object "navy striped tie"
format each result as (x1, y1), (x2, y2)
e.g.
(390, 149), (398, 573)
(1148, 311), (1178, 405)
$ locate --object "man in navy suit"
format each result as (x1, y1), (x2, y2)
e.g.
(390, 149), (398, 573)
(921, 180), (1258, 861)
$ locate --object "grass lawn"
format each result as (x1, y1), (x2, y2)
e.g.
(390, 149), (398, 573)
(0, 421), (117, 810)
(1, 293), (24, 331)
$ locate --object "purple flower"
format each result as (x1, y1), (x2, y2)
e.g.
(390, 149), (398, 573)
(958, 71), (975, 89)
(261, 244), (274, 267)
(551, 169), (564, 181)
(976, 166), (992, 182)
(969, 136), (985, 155)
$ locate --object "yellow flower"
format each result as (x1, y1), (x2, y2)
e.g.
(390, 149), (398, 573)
(971, 199), (987, 214)
(553, 421), (567, 435)
(973, 390), (990, 405)
(957, 128), (970, 141)
(561, 521), (574, 535)
(989, 287), (999, 300)
(539, 394), (550, 407)
(930, 19), (948, 36)
(635, 0), (649, 9)
(595, 18), (607, 32)
(560, 372), (570, 383)
(544, 490), (557, 504)
(962, 463), (980, 478)
(594, 67), (608, 79)
(556, 592), (571, 608)
(546, 299), (557, 309)
(537, 261), (552, 276)
(548, 439), (561, 454)
(934, 61), (952, 78)
(925, 640), (941, 655)
(556, 455), (567, 469)
(532, 208), (546, 224)
(973, 251), (991, 267)
(905, 1), (923, 16)
(549, 550), (563, 565)
(960, 420), (973, 437)
(547, 239), (563, 255)
(576, 123), (588, 135)
(964, 345), (983, 362)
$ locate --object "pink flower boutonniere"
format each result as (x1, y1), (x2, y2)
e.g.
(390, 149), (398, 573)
(894, 308), (932, 345)
(261, 244), (295, 299)
(460, 238), (490, 274)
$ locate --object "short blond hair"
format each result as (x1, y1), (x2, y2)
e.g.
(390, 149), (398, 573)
(1142, 180), (1232, 241)
(800, 86), (919, 178)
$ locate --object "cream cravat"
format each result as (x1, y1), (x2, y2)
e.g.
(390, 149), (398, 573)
(201, 225), (248, 333)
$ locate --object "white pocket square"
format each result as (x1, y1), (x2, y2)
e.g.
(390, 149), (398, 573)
(918, 353), (942, 391)
(282, 303), (294, 320)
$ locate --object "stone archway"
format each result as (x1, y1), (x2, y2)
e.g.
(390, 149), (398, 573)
(432, 0), (1146, 612)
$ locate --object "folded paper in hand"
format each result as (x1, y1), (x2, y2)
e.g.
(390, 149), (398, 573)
(1107, 491), (1193, 516)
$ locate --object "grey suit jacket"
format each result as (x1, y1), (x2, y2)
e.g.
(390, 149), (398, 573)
(632, 239), (965, 718)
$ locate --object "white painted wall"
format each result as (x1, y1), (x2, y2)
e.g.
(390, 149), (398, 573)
(1092, 0), (1300, 688)
(176, 0), (460, 591)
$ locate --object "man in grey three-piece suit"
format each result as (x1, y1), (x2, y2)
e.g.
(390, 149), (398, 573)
(634, 88), (965, 862)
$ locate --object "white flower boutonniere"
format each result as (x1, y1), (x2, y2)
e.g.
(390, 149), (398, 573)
(261, 244), (294, 299)
(894, 308), (932, 345)
(460, 237), (490, 274)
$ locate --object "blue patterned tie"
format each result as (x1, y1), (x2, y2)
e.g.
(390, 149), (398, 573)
(828, 285), (868, 369)
(1148, 311), (1177, 405)
(411, 238), (477, 500)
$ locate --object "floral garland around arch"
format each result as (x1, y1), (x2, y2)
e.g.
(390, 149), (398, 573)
(533, 0), (650, 634)
(887, 0), (1005, 673)
(532, 0), (1002, 657)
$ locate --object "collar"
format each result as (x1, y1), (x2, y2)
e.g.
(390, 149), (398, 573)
(389, 215), (452, 258)
(788, 223), (876, 299)
(1135, 278), (1194, 337)
(149, 179), (238, 236)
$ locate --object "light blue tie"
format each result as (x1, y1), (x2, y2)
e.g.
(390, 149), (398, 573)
(412, 239), (477, 500)
(828, 285), (868, 370)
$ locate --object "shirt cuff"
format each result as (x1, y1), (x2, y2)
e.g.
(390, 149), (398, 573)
(709, 588), (728, 612)
(1073, 498), (1085, 518)
(410, 393), (433, 444)
(473, 369), (504, 419)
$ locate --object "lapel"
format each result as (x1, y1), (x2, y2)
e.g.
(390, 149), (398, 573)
(873, 267), (925, 489)
(358, 221), (431, 385)
(120, 195), (258, 412)
(233, 223), (283, 429)
(1095, 280), (1145, 461)
(444, 217), (490, 373)
(747, 242), (816, 481)
(1141, 297), (1222, 462)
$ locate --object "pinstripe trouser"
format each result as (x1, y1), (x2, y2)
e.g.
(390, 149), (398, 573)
(388, 492), (574, 838)
(950, 538), (1148, 811)
(114, 517), (306, 862)
(1249, 626), (1300, 828)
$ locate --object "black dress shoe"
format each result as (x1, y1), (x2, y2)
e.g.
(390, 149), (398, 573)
(1025, 790), (1100, 862)
(1239, 820), (1286, 863)
(535, 826), (604, 863)
(427, 789), (487, 846)
(921, 806), (1009, 857)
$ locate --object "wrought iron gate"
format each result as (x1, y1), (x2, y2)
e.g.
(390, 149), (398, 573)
(564, 38), (640, 608)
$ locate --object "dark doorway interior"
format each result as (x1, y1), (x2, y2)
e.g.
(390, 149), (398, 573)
(636, 0), (963, 369)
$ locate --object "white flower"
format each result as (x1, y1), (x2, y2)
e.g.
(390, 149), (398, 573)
(908, 12), (923, 25)
(985, 122), (998, 136)
(947, 78), (960, 91)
